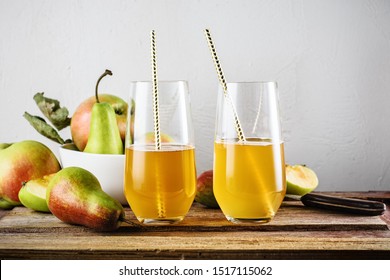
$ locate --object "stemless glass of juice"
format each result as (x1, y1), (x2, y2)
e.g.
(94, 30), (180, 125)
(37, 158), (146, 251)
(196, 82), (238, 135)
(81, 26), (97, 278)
(124, 81), (196, 224)
(213, 81), (286, 223)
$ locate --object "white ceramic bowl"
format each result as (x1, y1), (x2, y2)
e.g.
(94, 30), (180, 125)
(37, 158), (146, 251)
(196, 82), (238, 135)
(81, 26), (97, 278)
(58, 143), (127, 205)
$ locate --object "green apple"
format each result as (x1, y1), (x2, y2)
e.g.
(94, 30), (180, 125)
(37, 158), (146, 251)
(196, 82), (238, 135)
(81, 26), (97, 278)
(286, 164), (319, 195)
(0, 140), (61, 206)
(19, 174), (56, 212)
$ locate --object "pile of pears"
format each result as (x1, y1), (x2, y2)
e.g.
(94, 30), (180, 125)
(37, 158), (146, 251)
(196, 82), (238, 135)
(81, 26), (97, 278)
(11, 70), (128, 231)
(19, 166), (125, 232)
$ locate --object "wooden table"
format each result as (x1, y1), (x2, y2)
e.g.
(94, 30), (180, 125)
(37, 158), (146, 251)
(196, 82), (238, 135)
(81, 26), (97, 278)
(0, 192), (389, 260)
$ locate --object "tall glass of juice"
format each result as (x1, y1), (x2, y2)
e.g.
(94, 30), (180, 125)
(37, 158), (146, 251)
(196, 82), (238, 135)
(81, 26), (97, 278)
(124, 81), (196, 224)
(214, 81), (286, 223)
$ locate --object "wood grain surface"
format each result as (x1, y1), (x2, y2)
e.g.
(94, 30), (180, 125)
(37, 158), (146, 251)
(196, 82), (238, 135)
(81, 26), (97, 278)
(0, 192), (389, 260)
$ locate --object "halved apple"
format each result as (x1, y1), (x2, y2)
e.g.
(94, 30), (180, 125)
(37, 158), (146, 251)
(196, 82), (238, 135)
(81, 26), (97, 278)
(286, 164), (319, 195)
(19, 174), (56, 212)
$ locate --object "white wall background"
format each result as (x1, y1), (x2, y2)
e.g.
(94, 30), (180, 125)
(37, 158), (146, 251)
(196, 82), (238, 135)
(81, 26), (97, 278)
(0, 0), (389, 191)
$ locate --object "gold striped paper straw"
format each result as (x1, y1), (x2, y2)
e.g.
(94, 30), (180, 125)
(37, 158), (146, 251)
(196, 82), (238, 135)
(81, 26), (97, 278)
(151, 30), (162, 150)
(150, 30), (165, 219)
(204, 29), (274, 217)
(204, 29), (246, 142)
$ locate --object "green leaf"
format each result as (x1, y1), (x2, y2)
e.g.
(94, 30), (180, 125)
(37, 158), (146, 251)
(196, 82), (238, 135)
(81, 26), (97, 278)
(23, 112), (66, 144)
(33, 92), (71, 130)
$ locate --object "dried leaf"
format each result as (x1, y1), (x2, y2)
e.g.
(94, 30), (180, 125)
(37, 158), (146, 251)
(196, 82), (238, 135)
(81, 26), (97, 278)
(33, 92), (71, 130)
(23, 112), (65, 144)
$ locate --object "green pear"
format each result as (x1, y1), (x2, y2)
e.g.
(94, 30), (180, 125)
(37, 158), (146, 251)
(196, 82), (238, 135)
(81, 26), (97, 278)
(46, 167), (125, 231)
(84, 102), (124, 154)
(71, 94), (128, 151)
(19, 174), (56, 212)
(0, 140), (61, 206)
(83, 69), (124, 154)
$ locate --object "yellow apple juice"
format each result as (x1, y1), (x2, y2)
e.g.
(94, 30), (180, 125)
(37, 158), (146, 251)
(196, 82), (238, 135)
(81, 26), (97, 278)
(213, 139), (286, 222)
(124, 144), (196, 223)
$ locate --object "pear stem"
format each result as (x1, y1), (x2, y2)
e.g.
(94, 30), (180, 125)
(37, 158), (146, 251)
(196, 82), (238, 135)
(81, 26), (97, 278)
(95, 69), (112, 103)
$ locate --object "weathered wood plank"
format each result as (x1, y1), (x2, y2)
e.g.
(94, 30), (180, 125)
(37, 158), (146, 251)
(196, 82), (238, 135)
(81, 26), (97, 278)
(1, 248), (389, 260)
(0, 192), (389, 259)
(2, 230), (390, 250)
(0, 201), (388, 234)
(0, 230), (390, 259)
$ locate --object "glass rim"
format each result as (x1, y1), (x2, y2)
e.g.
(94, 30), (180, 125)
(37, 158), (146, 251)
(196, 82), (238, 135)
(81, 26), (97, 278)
(223, 81), (277, 85)
(129, 80), (188, 84)
(214, 138), (283, 143)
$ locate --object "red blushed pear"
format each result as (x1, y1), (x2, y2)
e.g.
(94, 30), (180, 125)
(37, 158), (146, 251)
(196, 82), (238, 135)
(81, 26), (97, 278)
(70, 70), (129, 151)
(0, 140), (61, 206)
(47, 167), (125, 231)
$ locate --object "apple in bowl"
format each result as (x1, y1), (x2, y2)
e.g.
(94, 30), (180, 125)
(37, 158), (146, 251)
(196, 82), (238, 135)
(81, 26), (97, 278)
(70, 94), (129, 152)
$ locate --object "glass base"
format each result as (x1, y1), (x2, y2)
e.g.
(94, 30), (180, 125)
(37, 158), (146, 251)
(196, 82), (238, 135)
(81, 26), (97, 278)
(226, 216), (273, 224)
(137, 216), (185, 225)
